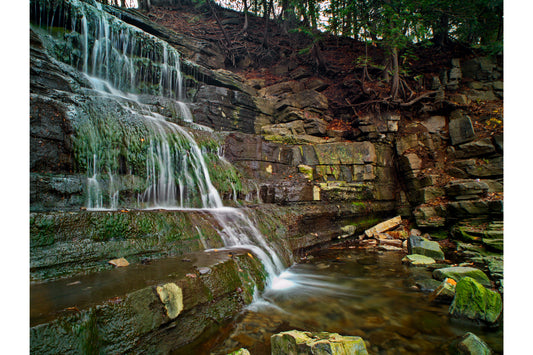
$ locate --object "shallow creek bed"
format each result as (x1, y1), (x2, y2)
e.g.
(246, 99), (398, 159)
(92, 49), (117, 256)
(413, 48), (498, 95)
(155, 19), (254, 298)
(30, 246), (503, 354)
(176, 248), (503, 355)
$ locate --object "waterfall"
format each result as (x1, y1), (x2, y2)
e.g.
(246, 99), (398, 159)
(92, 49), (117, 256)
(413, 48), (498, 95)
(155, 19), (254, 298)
(31, 0), (289, 287)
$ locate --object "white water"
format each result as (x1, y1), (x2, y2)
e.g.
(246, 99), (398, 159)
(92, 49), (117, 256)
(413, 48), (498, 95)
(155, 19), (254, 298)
(34, 0), (287, 289)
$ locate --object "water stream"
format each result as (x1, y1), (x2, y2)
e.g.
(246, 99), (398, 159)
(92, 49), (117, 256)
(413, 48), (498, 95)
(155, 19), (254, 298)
(181, 248), (503, 355)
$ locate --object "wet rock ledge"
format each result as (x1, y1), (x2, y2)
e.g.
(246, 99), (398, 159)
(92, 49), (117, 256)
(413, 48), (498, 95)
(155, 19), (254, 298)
(31, 249), (265, 354)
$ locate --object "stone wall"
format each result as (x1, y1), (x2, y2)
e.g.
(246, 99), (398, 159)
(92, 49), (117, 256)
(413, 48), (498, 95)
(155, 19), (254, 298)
(223, 132), (397, 204)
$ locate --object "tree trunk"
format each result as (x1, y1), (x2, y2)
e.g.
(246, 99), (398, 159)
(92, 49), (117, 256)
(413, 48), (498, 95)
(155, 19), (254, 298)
(243, 0), (249, 32)
(390, 47), (400, 99)
(433, 14), (449, 47)
(311, 42), (327, 72)
(262, 0), (272, 48)
(139, 0), (151, 12)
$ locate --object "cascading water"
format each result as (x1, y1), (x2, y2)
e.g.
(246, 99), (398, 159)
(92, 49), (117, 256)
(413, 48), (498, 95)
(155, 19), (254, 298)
(31, 0), (289, 289)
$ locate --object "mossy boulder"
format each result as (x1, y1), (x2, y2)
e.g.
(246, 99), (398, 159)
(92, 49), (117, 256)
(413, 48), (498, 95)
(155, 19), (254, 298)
(449, 277), (502, 324)
(433, 266), (491, 287)
(271, 330), (368, 355)
(408, 235), (445, 260)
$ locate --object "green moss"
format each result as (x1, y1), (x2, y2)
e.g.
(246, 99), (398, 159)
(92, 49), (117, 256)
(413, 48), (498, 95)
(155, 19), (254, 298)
(30, 215), (56, 247)
(94, 214), (129, 241)
(449, 276), (502, 323)
(74, 310), (100, 354)
(430, 230), (449, 240)
(263, 134), (301, 145)
(204, 152), (245, 197)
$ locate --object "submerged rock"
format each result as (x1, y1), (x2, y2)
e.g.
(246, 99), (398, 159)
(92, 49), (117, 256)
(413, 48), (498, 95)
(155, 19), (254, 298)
(271, 330), (368, 355)
(449, 277), (502, 324)
(451, 332), (493, 355)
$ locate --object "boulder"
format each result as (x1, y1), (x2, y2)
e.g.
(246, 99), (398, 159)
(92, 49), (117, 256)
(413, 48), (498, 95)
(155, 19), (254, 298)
(408, 236), (445, 260)
(428, 278), (456, 303)
(482, 238), (503, 252)
(261, 121), (306, 136)
(447, 200), (503, 219)
(449, 110), (475, 145)
(271, 330), (368, 355)
(445, 180), (489, 200)
(449, 93), (471, 106)
(228, 349), (251, 355)
(421, 116), (446, 133)
(399, 153), (422, 177)
(449, 277), (502, 324)
(452, 332), (493, 355)
(364, 216), (402, 238)
(461, 57), (500, 81)
(433, 266), (491, 287)
(420, 186), (445, 203)
(402, 254), (436, 266)
(454, 138), (496, 159)
(413, 205), (447, 228)
(304, 116), (328, 136)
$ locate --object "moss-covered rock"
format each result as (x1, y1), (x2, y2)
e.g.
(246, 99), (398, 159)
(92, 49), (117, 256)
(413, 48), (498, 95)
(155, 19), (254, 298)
(408, 235), (445, 260)
(449, 277), (502, 324)
(271, 330), (368, 355)
(433, 266), (491, 287)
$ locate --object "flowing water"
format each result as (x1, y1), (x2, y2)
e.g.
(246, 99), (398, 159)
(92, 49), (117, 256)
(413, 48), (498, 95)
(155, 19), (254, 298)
(183, 248), (503, 355)
(31, 0), (288, 287)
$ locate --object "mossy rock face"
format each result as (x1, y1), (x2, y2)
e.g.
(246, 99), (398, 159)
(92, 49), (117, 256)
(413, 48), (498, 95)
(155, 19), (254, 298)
(271, 330), (368, 355)
(449, 277), (502, 324)
(433, 266), (491, 287)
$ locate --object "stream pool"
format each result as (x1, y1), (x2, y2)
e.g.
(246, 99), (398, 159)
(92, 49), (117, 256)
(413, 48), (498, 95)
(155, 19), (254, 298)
(178, 248), (503, 354)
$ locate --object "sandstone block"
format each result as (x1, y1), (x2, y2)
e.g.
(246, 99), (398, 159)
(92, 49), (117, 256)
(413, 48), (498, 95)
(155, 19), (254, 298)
(364, 216), (402, 238)
(156, 283), (183, 319)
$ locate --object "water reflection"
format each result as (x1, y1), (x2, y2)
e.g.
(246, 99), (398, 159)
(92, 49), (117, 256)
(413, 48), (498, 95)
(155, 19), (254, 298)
(211, 249), (503, 355)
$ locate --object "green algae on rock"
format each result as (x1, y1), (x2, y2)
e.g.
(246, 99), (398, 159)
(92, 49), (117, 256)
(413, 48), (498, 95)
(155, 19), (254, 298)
(449, 277), (502, 324)
(271, 330), (368, 355)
